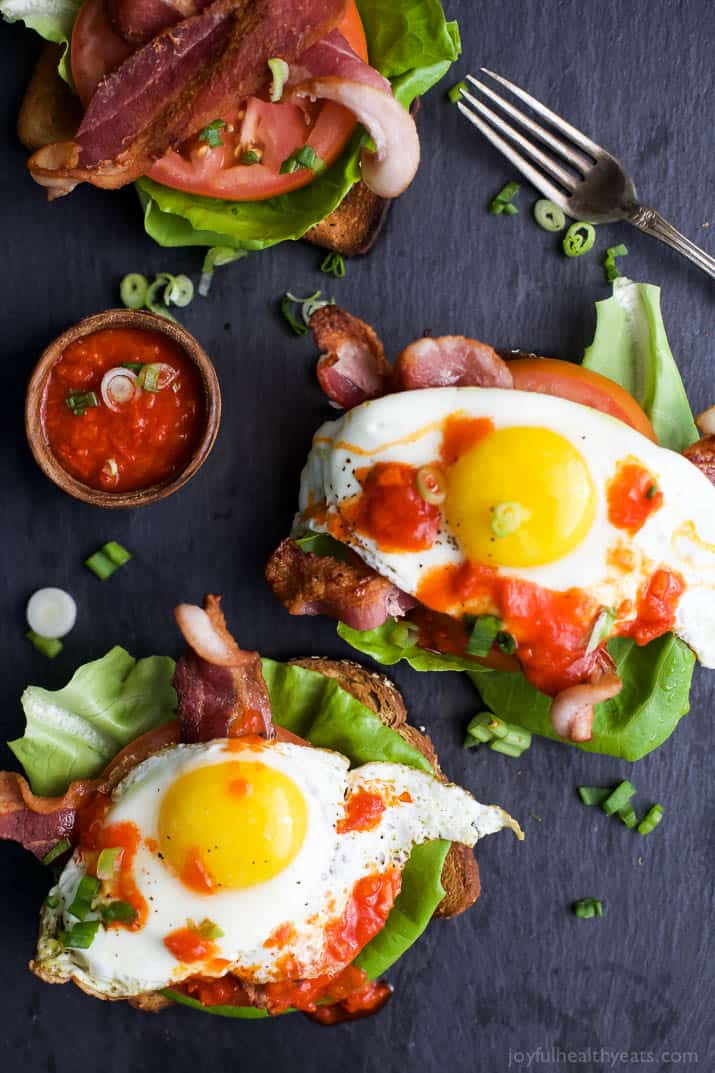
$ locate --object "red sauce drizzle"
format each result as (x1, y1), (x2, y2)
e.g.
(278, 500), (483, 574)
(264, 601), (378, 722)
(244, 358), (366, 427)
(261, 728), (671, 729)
(164, 927), (218, 963)
(620, 568), (685, 646)
(440, 414), (494, 465)
(607, 460), (663, 534)
(42, 327), (205, 493)
(76, 798), (148, 930)
(336, 789), (385, 834)
(347, 462), (441, 552)
(181, 846), (216, 894)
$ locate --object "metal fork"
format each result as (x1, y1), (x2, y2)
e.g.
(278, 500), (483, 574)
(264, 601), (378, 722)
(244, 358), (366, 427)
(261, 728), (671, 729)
(457, 70), (715, 279)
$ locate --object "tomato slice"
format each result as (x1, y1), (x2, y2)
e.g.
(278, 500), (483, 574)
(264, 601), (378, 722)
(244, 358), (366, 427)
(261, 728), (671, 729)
(71, 0), (368, 201)
(509, 356), (657, 442)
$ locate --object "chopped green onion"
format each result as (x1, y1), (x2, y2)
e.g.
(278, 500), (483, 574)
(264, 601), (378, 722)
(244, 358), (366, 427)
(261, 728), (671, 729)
(491, 501), (530, 538)
(577, 786), (612, 807)
(292, 531), (350, 561)
(586, 607), (616, 655)
(120, 273), (149, 309)
(195, 918), (224, 940)
(389, 620), (420, 649)
(65, 391), (98, 416)
(465, 712), (496, 744)
(44, 893), (60, 910)
(464, 712), (531, 756)
(27, 631), (63, 659)
(489, 739), (524, 757)
(465, 614), (502, 657)
(495, 630), (517, 655)
(637, 804), (664, 835)
(279, 146), (325, 175)
(199, 246), (248, 297)
(489, 181), (520, 215)
(280, 290), (334, 335)
(602, 780), (636, 816)
(122, 362), (144, 374)
(447, 79), (466, 103)
(603, 243), (628, 283)
(645, 483), (659, 500)
(320, 252), (346, 278)
(198, 118), (226, 148)
(41, 838), (71, 867)
(533, 199), (566, 232)
(416, 464), (447, 505)
(145, 276), (177, 321)
(59, 920), (100, 948)
(68, 874), (101, 920)
(138, 362), (175, 393)
(572, 898), (603, 919)
(99, 900), (138, 925)
(617, 803), (638, 829)
(562, 221), (596, 257)
(96, 848), (122, 880)
(240, 148), (262, 165)
(268, 57), (289, 102)
(164, 274), (194, 308)
(85, 541), (132, 581)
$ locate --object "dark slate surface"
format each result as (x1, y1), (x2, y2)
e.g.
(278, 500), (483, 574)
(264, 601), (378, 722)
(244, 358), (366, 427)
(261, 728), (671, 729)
(1, 2), (713, 1070)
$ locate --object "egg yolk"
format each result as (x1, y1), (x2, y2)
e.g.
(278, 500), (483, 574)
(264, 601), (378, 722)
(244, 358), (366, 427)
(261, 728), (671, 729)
(445, 426), (596, 567)
(158, 761), (308, 891)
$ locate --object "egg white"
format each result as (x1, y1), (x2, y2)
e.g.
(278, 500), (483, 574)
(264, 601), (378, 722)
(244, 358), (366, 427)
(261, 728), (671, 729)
(297, 388), (715, 667)
(35, 739), (518, 998)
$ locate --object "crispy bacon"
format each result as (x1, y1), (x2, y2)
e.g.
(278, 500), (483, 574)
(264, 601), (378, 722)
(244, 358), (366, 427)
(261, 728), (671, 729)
(290, 30), (389, 91)
(683, 434), (715, 487)
(394, 337), (514, 390)
(0, 723), (179, 859)
(29, 0), (347, 197)
(549, 653), (622, 743)
(174, 595), (274, 741)
(266, 539), (416, 630)
(311, 306), (393, 409)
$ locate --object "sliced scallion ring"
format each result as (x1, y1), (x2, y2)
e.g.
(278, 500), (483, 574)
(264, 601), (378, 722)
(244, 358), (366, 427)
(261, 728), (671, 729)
(533, 199), (566, 232)
(138, 362), (177, 393)
(26, 587), (77, 639)
(416, 464), (446, 504)
(562, 221), (596, 257)
(268, 57), (289, 102)
(145, 277), (177, 321)
(101, 367), (139, 411)
(164, 273), (194, 308)
(120, 273), (149, 310)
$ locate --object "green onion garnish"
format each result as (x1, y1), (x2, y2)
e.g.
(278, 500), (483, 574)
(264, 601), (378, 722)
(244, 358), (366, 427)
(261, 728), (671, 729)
(389, 620), (420, 649)
(85, 541), (132, 581)
(198, 118), (226, 148)
(96, 848), (122, 880)
(577, 786), (612, 807)
(280, 290), (334, 335)
(562, 222), (596, 257)
(99, 900), (138, 925)
(44, 893), (60, 910)
(464, 712), (532, 756)
(465, 614), (503, 657)
(447, 80), (466, 103)
(120, 273), (149, 310)
(279, 146), (325, 175)
(199, 246), (248, 297)
(65, 391), (98, 417)
(240, 149), (262, 165)
(601, 780), (636, 816)
(495, 630), (517, 655)
(490, 501), (530, 538)
(195, 918), (224, 940)
(617, 803), (638, 829)
(637, 804), (664, 835)
(163, 274), (194, 308)
(645, 483), (659, 500)
(68, 874), (101, 921)
(603, 243), (628, 283)
(122, 362), (144, 374)
(145, 276), (177, 322)
(586, 607), (616, 655)
(59, 921), (100, 948)
(572, 898), (603, 919)
(27, 630), (63, 659)
(292, 531), (350, 561)
(268, 57), (289, 102)
(489, 182), (521, 215)
(41, 838), (71, 867)
(138, 363), (163, 393)
(320, 252), (346, 278)
(533, 199), (566, 232)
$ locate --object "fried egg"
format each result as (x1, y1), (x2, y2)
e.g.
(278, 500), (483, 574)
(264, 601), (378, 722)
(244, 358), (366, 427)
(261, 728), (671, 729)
(297, 388), (715, 667)
(35, 739), (519, 998)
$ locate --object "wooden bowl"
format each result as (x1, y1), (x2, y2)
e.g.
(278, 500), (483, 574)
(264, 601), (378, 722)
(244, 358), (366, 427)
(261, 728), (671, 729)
(25, 309), (221, 509)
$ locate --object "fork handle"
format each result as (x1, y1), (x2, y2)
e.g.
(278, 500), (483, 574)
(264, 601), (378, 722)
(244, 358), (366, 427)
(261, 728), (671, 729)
(625, 203), (715, 279)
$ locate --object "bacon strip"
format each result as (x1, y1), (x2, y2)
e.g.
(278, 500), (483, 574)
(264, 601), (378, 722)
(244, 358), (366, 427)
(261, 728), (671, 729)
(290, 30), (389, 91)
(266, 539), (416, 630)
(395, 337), (513, 390)
(549, 654), (622, 743)
(108, 0), (207, 44)
(683, 434), (715, 487)
(311, 306), (393, 409)
(29, 0), (347, 197)
(174, 595), (274, 741)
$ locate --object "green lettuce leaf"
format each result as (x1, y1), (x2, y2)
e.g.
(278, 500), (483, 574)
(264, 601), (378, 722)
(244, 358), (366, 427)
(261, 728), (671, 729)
(9, 647), (177, 796)
(339, 620), (479, 673)
(0, 0), (78, 84)
(583, 277), (699, 452)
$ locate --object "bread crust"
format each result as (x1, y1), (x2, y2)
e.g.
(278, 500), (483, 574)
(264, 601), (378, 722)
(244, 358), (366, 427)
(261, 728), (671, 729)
(17, 45), (81, 152)
(289, 657), (481, 918)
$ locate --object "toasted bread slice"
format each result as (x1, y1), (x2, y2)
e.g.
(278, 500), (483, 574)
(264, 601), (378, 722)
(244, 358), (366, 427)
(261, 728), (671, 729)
(290, 657), (481, 918)
(17, 45), (81, 152)
(304, 181), (392, 256)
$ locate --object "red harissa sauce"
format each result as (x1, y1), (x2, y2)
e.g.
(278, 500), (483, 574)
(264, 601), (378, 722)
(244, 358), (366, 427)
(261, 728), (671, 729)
(42, 328), (205, 492)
